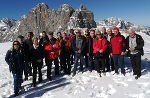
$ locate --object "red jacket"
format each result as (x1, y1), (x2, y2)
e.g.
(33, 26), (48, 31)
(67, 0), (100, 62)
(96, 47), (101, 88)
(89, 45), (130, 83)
(93, 38), (107, 54)
(43, 38), (59, 59)
(110, 33), (126, 54)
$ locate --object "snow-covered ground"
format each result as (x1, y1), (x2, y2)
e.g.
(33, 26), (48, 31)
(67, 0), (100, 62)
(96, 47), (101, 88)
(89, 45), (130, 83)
(0, 32), (150, 98)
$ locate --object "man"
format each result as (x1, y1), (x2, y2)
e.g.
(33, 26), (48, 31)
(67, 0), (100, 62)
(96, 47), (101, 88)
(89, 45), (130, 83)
(93, 31), (107, 77)
(105, 28), (114, 72)
(110, 27), (126, 75)
(23, 32), (34, 78)
(83, 28), (90, 68)
(126, 29), (144, 79)
(39, 31), (49, 46)
(17, 35), (29, 81)
(60, 33), (72, 75)
(39, 31), (49, 67)
(101, 27), (107, 38)
(43, 32), (59, 80)
(86, 30), (96, 71)
(72, 29), (86, 76)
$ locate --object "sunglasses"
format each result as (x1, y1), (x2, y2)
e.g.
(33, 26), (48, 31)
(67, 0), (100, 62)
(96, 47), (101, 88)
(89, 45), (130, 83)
(13, 44), (19, 45)
(96, 34), (101, 35)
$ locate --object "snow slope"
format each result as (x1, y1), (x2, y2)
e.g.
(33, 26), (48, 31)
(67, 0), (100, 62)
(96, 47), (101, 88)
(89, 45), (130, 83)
(0, 32), (150, 98)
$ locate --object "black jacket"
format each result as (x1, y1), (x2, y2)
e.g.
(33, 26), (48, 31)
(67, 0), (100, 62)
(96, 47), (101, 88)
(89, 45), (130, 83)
(86, 36), (94, 56)
(72, 36), (86, 54)
(5, 48), (24, 74)
(126, 34), (144, 56)
(105, 34), (114, 53)
(39, 35), (49, 46)
(29, 45), (45, 66)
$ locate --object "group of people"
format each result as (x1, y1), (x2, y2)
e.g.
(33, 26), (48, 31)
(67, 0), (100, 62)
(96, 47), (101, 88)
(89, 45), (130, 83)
(5, 27), (144, 96)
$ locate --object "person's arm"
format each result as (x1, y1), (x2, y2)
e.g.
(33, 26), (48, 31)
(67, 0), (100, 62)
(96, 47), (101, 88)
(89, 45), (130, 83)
(71, 37), (79, 51)
(5, 50), (12, 72)
(135, 35), (144, 50)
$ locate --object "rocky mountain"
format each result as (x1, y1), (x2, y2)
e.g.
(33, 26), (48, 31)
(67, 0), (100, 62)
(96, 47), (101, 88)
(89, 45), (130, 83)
(18, 3), (96, 37)
(97, 17), (150, 35)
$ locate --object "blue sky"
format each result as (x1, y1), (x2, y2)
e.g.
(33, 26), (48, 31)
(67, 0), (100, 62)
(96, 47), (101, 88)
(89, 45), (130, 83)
(0, 0), (150, 26)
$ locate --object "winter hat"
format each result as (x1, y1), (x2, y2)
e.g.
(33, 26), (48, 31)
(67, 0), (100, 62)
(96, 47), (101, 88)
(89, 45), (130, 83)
(113, 27), (119, 31)
(48, 32), (53, 35)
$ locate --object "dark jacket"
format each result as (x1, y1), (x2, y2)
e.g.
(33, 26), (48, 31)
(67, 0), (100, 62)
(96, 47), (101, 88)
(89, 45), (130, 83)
(104, 33), (114, 53)
(126, 34), (144, 56)
(29, 45), (45, 66)
(72, 35), (86, 54)
(39, 35), (49, 46)
(110, 33), (126, 54)
(86, 36), (94, 56)
(24, 38), (33, 61)
(60, 38), (71, 54)
(5, 48), (24, 74)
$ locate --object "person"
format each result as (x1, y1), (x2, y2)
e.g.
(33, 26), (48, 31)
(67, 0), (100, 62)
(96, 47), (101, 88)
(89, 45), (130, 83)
(68, 29), (75, 65)
(83, 28), (90, 68)
(30, 37), (45, 87)
(39, 31), (49, 46)
(5, 41), (24, 96)
(24, 32), (34, 78)
(39, 31), (49, 68)
(93, 31), (107, 77)
(17, 35), (29, 81)
(43, 32), (59, 81)
(72, 29), (86, 77)
(57, 32), (63, 71)
(126, 29), (144, 79)
(60, 33), (72, 75)
(86, 30), (96, 72)
(110, 27), (126, 75)
(105, 28), (114, 72)
(101, 27), (107, 38)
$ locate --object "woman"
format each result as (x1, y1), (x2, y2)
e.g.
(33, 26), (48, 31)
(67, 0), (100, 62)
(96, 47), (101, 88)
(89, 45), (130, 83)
(5, 41), (24, 96)
(30, 37), (44, 87)
(93, 31), (107, 77)
(60, 33), (72, 75)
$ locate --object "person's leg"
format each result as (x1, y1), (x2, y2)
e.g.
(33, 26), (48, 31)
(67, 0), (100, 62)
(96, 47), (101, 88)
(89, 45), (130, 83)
(135, 53), (141, 77)
(79, 54), (84, 72)
(85, 55), (88, 68)
(24, 62), (29, 80)
(13, 74), (19, 96)
(38, 63), (42, 83)
(66, 53), (71, 75)
(70, 50), (74, 65)
(47, 59), (52, 80)
(62, 54), (67, 74)
(113, 54), (119, 74)
(105, 52), (110, 72)
(110, 56), (114, 71)
(130, 55), (136, 75)
(32, 65), (37, 86)
(119, 55), (125, 75)
(73, 53), (79, 75)
(100, 57), (105, 73)
(54, 58), (59, 75)
(95, 57), (101, 73)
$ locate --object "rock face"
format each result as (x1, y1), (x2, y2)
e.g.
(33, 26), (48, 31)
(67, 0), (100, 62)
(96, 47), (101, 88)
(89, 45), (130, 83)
(18, 3), (96, 37)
